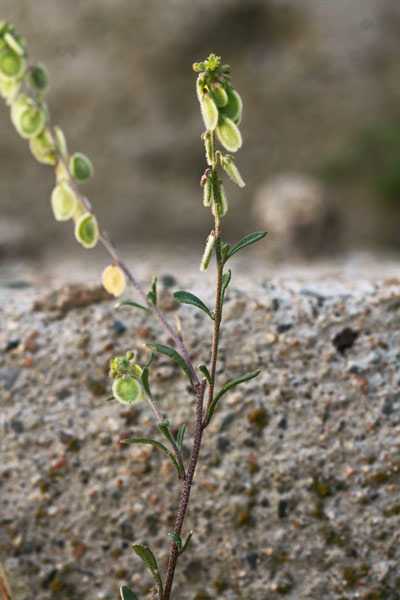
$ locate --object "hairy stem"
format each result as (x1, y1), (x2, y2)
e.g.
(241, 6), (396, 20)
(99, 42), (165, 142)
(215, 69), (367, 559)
(162, 379), (206, 600)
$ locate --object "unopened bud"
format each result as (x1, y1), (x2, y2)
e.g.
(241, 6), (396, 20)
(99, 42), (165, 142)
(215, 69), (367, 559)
(200, 232), (215, 272)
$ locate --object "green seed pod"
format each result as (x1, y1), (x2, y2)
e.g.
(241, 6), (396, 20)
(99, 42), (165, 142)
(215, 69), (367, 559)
(221, 156), (245, 187)
(29, 130), (57, 165)
(216, 115), (242, 153)
(219, 183), (228, 216)
(74, 213), (99, 248)
(53, 125), (68, 159)
(203, 177), (213, 207)
(200, 232), (215, 272)
(204, 132), (213, 165)
(112, 375), (143, 405)
(200, 92), (218, 131)
(0, 46), (26, 81)
(196, 74), (205, 103)
(69, 152), (94, 182)
(14, 104), (46, 139)
(29, 63), (49, 93)
(219, 87), (242, 123)
(51, 182), (78, 221)
(0, 77), (21, 105)
(210, 83), (228, 107)
(102, 264), (126, 297)
(126, 351), (134, 361)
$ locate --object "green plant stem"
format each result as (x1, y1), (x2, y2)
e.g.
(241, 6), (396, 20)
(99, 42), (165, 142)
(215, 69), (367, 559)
(203, 130), (223, 427)
(163, 130), (225, 598)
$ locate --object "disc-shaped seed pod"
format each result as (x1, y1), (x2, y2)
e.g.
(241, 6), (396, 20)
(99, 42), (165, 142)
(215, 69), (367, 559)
(51, 182), (78, 221)
(69, 152), (94, 182)
(30, 130), (57, 165)
(0, 77), (21, 105)
(102, 265), (126, 297)
(200, 92), (219, 131)
(14, 104), (46, 139)
(216, 115), (242, 153)
(53, 126), (68, 159)
(221, 156), (245, 188)
(74, 213), (99, 248)
(219, 87), (242, 124)
(29, 63), (48, 93)
(112, 375), (143, 404)
(210, 83), (228, 107)
(0, 47), (26, 81)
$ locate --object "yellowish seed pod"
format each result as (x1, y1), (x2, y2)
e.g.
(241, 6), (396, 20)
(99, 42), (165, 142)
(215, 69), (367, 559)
(74, 213), (99, 249)
(0, 77), (21, 105)
(14, 103), (46, 139)
(102, 265), (126, 297)
(216, 115), (242, 153)
(29, 130), (57, 165)
(51, 182), (78, 221)
(53, 126), (68, 159)
(200, 92), (218, 131)
(112, 375), (143, 404)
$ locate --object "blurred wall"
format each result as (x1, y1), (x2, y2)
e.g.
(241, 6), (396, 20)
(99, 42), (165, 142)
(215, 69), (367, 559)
(1, 0), (400, 262)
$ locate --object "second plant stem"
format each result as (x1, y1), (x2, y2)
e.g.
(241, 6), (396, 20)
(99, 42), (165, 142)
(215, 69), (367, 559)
(162, 131), (224, 600)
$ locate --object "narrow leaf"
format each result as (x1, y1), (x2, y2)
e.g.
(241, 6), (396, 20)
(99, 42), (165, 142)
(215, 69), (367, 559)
(116, 300), (151, 314)
(132, 544), (163, 598)
(226, 232), (267, 260)
(105, 396), (115, 402)
(147, 275), (157, 306)
(121, 438), (180, 477)
(173, 291), (214, 320)
(141, 367), (152, 399)
(199, 364), (211, 384)
(207, 370), (261, 422)
(181, 530), (193, 554)
(144, 352), (155, 369)
(147, 343), (192, 383)
(120, 586), (139, 600)
(177, 424), (186, 452)
(220, 269), (231, 305)
(157, 420), (175, 447)
(168, 532), (183, 552)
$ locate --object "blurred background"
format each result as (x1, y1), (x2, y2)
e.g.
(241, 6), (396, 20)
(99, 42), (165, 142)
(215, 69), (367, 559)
(1, 0), (400, 276)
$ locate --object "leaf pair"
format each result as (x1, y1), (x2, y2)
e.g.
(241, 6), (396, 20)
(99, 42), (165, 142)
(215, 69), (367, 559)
(168, 530), (193, 555)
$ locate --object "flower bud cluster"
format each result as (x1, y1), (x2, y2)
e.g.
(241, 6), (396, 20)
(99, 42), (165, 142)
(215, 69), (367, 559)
(194, 54), (243, 152)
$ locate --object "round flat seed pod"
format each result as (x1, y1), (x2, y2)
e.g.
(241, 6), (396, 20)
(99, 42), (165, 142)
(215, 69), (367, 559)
(112, 376), (143, 404)
(51, 182), (78, 220)
(102, 265), (126, 297)
(74, 213), (99, 248)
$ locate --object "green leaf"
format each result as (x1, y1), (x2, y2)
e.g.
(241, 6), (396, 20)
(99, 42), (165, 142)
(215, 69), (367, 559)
(120, 586), (139, 600)
(181, 530), (193, 554)
(147, 343), (192, 383)
(147, 275), (157, 305)
(207, 370), (261, 422)
(157, 420), (175, 448)
(144, 352), (155, 368)
(173, 290), (214, 320)
(199, 364), (211, 384)
(121, 437), (180, 477)
(105, 396), (115, 402)
(225, 232), (267, 261)
(132, 544), (163, 598)
(141, 367), (152, 399)
(177, 424), (186, 452)
(168, 532), (183, 552)
(220, 269), (231, 305)
(116, 300), (151, 314)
